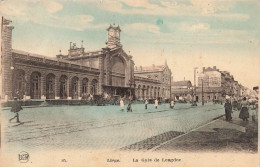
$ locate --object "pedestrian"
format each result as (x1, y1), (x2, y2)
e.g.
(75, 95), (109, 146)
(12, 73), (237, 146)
(252, 102), (258, 122)
(145, 99), (148, 109)
(224, 99), (232, 121)
(120, 98), (124, 111)
(154, 98), (158, 109)
(239, 97), (249, 121)
(170, 99), (174, 109)
(127, 102), (132, 112)
(9, 97), (23, 123)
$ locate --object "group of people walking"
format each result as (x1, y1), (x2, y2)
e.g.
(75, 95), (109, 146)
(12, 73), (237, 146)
(145, 99), (159, 109)
(225, 97), (257, 122)
(119, 98), (175, 112)
(145, 99), (175, 110)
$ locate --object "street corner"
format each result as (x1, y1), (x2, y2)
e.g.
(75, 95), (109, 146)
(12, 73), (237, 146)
(154, 114), (258, 153)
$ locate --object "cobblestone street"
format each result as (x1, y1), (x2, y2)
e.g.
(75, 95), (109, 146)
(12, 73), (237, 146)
(2, 103), (224, 152)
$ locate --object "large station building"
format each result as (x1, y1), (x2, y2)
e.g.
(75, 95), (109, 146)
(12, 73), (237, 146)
(0, 18), (172, 101)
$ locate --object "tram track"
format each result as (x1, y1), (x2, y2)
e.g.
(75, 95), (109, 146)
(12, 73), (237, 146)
(5, 105), (224, 143)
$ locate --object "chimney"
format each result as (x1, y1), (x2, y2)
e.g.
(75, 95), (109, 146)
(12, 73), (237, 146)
(203, 67), (205, 72)
(140, 66), (142, 71)
(213, 66), (216, 70)
(152, 64), (155, 71)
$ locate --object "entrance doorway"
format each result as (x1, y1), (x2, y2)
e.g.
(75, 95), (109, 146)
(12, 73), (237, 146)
(30, 72), (41, 99)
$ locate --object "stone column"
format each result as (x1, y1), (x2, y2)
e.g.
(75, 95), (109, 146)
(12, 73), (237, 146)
(1, 21), (14, 100)
(151, 87), (153, 99)
(98, 56), (104, 95)
(24, 72), (31, 100)
(55, 76), (60, 99)
(41, 72), (46, 99)
(78, 79), (81, 99)
(67, 76), (71, 99)
(87, 79), (92, 95)
(105, 52), (111, 85)
(146, 87), (149, 99)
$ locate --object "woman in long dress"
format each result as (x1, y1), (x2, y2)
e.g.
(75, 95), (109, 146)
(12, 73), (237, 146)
(145, 99), (148, 110)
(154, 99), (158, 109)
(239, 97), (249, 121)
(120, 98), (124, 111)
(170, 100), (174, 109)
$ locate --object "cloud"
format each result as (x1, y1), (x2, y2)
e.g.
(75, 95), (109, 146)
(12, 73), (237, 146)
(32, 14), (96, 31)
(123, 23), (160, 35)
(0, 1), (26, 16)
(0, 0), (63, 16)
(0, 0), (106, 31)
(123, 0), (159, 9)
(42, 1), (63, 13)
(123, 21), (253, 46)
(99, 0), (249, 21)
(190, 23), (210, 31)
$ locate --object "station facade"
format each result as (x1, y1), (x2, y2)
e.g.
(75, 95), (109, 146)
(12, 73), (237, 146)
(1, 18), (172, 101)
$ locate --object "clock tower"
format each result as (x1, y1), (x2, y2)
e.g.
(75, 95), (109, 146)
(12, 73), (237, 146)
(106, 24), (121, 48)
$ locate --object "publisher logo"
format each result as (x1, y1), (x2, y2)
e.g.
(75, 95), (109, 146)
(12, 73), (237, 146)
(18, 151), (29, 163)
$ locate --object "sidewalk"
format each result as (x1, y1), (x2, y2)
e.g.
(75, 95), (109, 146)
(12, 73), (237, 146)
(155, 109), (258, 153)
(119, 108), (258, 153)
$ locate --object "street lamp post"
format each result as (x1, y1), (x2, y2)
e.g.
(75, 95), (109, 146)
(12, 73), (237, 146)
(192, 67), (198, 106)
(10, 64), (15, 100)
(127, 78), (136, 112)
(201, 79), (204, 106)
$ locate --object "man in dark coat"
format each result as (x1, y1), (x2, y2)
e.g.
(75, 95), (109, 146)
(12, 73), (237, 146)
(9, 97), (23, 123)
(224, 99), (232, 121)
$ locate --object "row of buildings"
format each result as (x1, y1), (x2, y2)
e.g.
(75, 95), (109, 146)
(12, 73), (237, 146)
(1, 17), (256, 103)
(0, 18), (172, 101)
(171, 66), (257, 102)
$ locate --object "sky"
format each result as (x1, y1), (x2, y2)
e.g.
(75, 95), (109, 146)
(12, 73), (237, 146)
(0, 0), (259, 89)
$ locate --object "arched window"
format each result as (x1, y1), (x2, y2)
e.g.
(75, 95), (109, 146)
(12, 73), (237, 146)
(46, 73), (55, 99)
(14, 69), (25, 99)
(111, 56), (125, 87)
(82, 78), (88, 94)
(60, 75), (67, 99)
(30, 72), (41, 99)
(146, 86), (149, 98)
(71, 77), (79, 99)
(91, 79), (98, 95)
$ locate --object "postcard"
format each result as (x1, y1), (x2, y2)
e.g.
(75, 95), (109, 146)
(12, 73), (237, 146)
(0, 0), (259, 167)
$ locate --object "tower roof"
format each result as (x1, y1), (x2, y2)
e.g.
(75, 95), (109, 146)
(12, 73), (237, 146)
(106, 24), (121, 32)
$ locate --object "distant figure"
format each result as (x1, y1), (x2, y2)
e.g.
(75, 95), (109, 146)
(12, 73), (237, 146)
(120, 99), (124, 111)
(145, 99), (148, 109)
(16, 90), (20, 100)
(9, 97), (23, 123)
(239, 97), (249, 121)
(89, 94), (93, 100)
(224, 99), (232, 121)
(170, 100), (174, 109)
(154, 99), (158, 109)
(89, 94), (94, 105)
(252, 102), (258, 122)
(127, 102), (132, 112)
